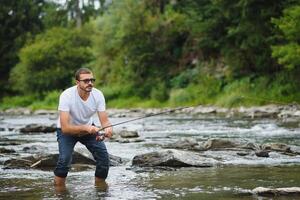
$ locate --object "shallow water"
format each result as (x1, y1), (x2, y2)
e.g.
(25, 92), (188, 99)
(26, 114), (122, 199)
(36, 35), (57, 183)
(0, 113), (300, 199)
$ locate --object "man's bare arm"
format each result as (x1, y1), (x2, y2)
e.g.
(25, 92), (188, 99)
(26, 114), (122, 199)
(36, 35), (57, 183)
(97, 111), (113, 138)
(60, 111), (98, 136)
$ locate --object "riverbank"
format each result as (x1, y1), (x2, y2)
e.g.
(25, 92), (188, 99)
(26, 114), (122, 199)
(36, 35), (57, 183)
(1, 104), (299, 120)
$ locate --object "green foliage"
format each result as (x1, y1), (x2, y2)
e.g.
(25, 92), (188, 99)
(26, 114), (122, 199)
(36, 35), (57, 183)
(29, 90), (60, 110)
(169, 75), (223, 106)
(150, 82), (169, 102)
(10, 27), (93, 94)
(1, 0), (300, 109)
(0, 0), (44, 97)
(216, 72), (300, 107)
(272, 5), (300, 69)
(100, 84), (135, 101)
(93, 0), (189, 97)
(0, 95), (36, 109)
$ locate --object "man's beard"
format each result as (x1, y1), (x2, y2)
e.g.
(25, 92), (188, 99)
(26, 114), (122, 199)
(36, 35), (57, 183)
(80, 84), (93, 92)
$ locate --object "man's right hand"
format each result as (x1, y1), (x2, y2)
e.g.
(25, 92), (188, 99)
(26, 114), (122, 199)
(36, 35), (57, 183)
(86, 125), (100, 135)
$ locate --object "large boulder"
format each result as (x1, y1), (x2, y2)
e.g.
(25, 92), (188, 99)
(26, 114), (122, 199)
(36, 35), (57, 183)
(253, 187), (300, 196)
(3, 151), (126, 170)
(132, 149), (218, 167)
(20, 123), (57, 133)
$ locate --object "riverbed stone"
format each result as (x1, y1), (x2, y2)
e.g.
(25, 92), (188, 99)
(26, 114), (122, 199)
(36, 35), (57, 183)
(0, 138), (23, 146)
(20, 123), (56, 133)
(261, 143), (292, 153)
(33, 109), (57, 115)
(237, 151), (251, 156)
(204, 139), (240, 150)
(163, 138), (199, 150)
(255, 150), (269, 157)
(115, 130), (139, 138)
(3, 151), (126, 170)
(241, 142), (260, 150)
(253, 187), (300, 196)
(132, 149), (218, 167)
(3, 156), (36, 169)
(115, 138), (145, 143)
(4, 108), (31, 115)
(120, 130), (139, 138)
(0, 147), (16, 153)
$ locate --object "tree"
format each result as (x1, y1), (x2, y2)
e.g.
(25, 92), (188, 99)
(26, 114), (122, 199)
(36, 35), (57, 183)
(0, 0), (44, 97)
(272, 5), (300, 70)
(10, 27), (93, 94)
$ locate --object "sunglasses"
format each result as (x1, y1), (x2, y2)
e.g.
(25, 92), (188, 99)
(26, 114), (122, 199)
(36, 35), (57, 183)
(78, 78), (96, 84)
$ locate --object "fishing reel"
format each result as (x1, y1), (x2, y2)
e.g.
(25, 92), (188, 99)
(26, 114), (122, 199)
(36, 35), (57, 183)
(96, 131), (106, 141)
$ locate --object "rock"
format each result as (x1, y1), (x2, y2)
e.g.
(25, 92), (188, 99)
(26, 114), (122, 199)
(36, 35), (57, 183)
(117, 130), (139, 138)
(237, 151), (250, 156)
(20, 123), (56, 133)
(204, 139), (240, 150)
(115, 138), (145, 143)
(241, 142), (260, 151)
(71, 164), (94, 171)
(109, 154), (129, 166)
(3, 150), (127, 170)
(255, 150), (269, 157)
(0, 147), (16, 153)
(23, 145), (47, 153)
(0, 138), (22, 146)
(192, 106), (217, 114)
(3, 157), (36, 169)
(33, 109), (57, 115)
(132, 149), (218, 167)
(163, 138), (198, 150)
(238, 105), (280, 118)
(4, 108), (31, 115)
(261, 143), (292, 153)
(253, 187), (300, 196)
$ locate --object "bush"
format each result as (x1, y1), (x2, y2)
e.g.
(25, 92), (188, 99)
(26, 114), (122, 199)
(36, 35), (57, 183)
(0, 95), (36, 109)
(150, 82), (169, 102)
(272, 5), (300, 70)
(10, 27), (93, 94)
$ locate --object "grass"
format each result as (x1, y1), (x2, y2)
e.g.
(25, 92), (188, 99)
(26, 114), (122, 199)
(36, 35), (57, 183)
(1, 74), (299, 110)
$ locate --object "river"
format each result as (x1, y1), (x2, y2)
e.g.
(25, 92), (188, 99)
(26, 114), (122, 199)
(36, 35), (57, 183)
(0, 112), (299, 199)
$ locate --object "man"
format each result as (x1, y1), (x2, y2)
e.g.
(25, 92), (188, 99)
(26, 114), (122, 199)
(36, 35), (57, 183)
(54, 67), (113, 186)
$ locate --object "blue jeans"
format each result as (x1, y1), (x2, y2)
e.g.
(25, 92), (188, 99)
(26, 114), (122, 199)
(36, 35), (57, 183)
(54, 128), (109, 179)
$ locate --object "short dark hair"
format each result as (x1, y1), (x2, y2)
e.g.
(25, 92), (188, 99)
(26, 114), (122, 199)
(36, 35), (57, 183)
(75, 68), (93, 80)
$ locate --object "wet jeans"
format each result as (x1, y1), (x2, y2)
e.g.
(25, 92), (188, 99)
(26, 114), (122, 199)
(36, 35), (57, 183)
(54, 129), (109, 179)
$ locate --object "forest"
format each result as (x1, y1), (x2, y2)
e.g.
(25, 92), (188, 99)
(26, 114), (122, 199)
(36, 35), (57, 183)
(1, 0), (299, 109)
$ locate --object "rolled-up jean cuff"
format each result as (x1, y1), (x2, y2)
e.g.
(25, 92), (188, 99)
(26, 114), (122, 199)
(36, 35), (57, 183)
(95, 166), (109, 179)
(54, 170), (68, 178)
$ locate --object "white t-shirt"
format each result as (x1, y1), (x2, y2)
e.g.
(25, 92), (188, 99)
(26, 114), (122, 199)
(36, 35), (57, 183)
(57, 85), (106, 128)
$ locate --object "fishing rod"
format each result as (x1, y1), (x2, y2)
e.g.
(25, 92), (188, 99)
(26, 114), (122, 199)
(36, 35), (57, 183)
(97, 106), (191, 137)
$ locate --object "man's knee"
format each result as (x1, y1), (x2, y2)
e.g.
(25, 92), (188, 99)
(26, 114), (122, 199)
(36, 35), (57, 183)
(54, 155), (72, 177)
